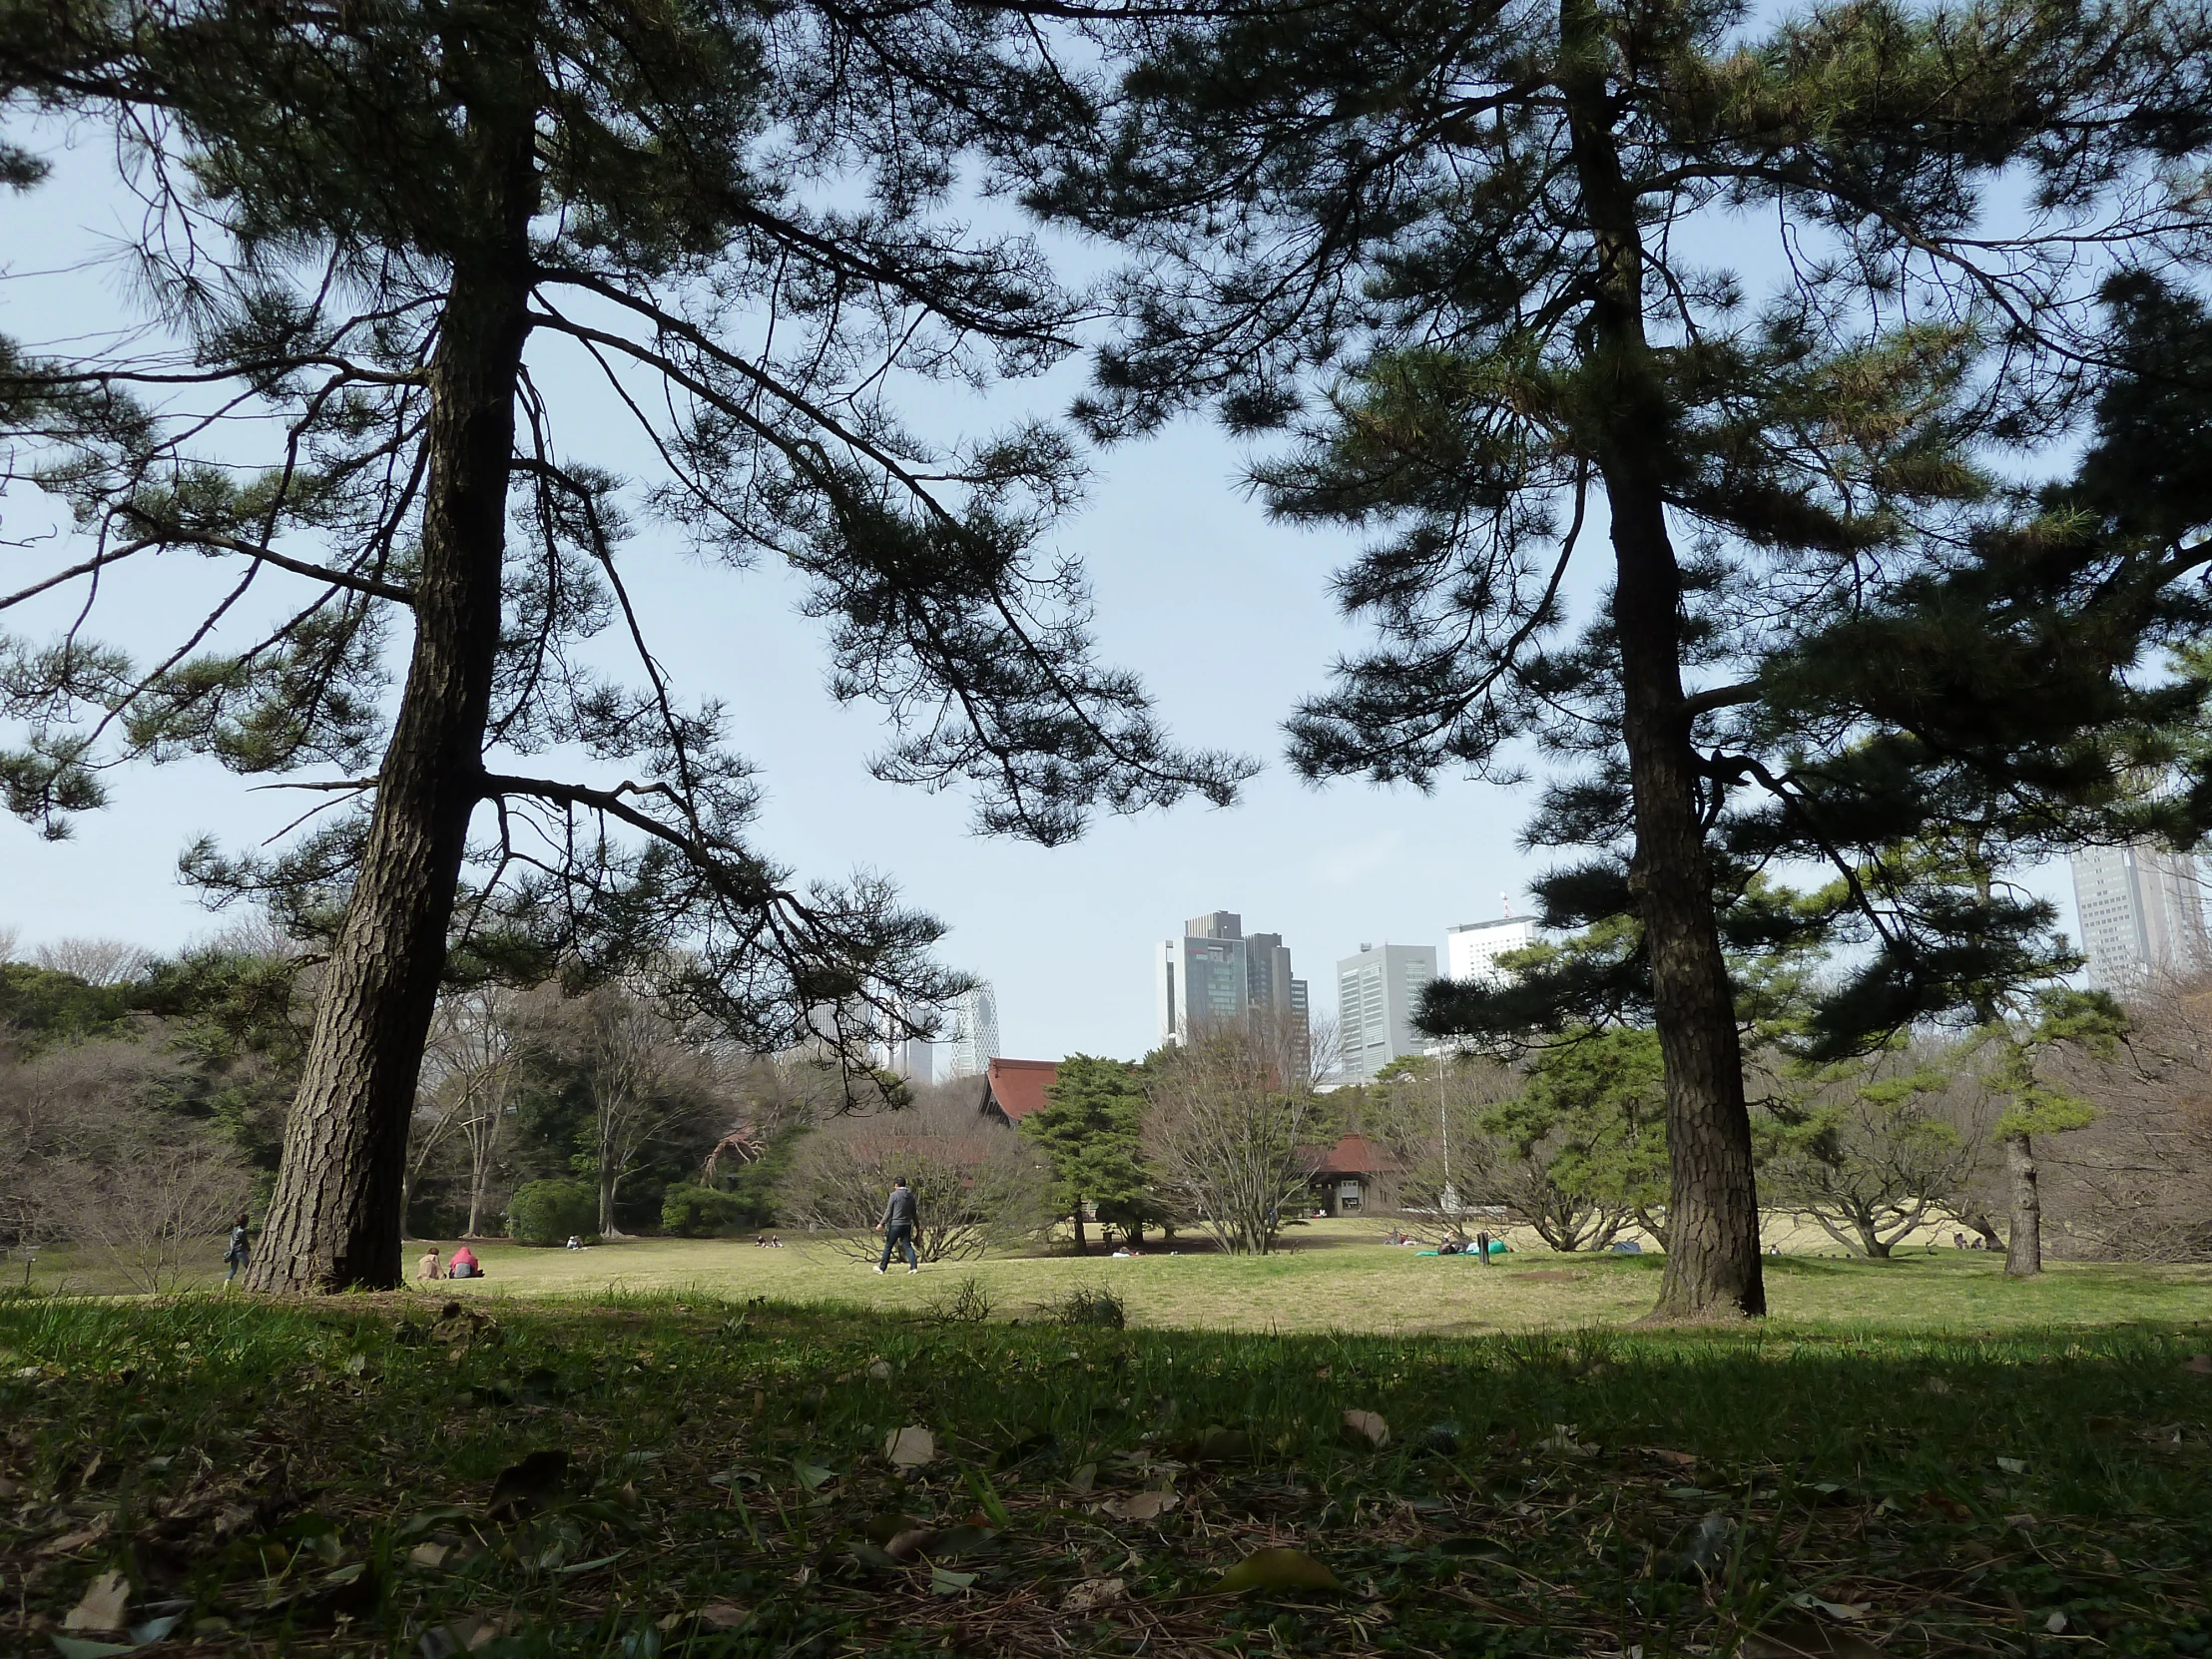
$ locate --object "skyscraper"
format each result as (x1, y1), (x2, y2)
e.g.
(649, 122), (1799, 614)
(1157, 911), (1311, 1066)
(1445, 914), (1546, 984)
(2069, 841), (2212, 990)
(1337, 941), (1439, 1082)
(942, 984), (1001, 1079)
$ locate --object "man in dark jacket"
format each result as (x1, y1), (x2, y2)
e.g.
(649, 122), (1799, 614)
(875, 1178), (919, 1274)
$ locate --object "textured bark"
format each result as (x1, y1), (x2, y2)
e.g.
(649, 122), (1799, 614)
(2002, 1130), (2042, 1278)
(1560, 0), (1764, 1319)
(247, 74), (537, 1294)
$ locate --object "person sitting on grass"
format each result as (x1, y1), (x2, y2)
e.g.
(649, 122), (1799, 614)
(566, 1234), (584, 1251)
(418, 1246), (443, 1281)
(448, 1244), (482, 1280)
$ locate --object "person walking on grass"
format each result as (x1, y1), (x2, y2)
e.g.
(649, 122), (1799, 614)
(223, 1213), (251, 1286)
(875, 1177), (919, 1275)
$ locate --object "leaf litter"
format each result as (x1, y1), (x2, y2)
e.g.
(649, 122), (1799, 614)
(4, 1298), (2210, 1658)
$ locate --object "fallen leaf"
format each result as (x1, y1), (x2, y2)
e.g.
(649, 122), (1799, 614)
(861, 1511), (922, 1544)
(1919, 1490), (1972, 1521)
(1645, 1447), (1698, 1467)
(793, 1459), (837, 1491)
(1743, 1619), (1888, 1659)
(1342, 1409), (1389, 1449)
(64, 1568), (131, 1633)
(409, 1541), (452, 1569)
(1064, 1576), (1127, 1613)
(1790, 1592), (1873, 1622)
(866, 1360), (894, 1382)
(51, 1640), (139, 1659)
(1102, 1489), (1179, 1521)
(698, 1605), (747, 1631)
(2045, 1611), (2069, 1634)
(884, 1425), (935, 1469)
(1922, 1377), (1952, 1395)
(929, 1566), (977, 1595)
(38, 1518), (112, 1556)
(2182, 1355), (2212, 1377)
(1994, 1456), (2027, 1475)
(1066, 1462), (1098, 1496)
(1217, 1546), (1342, 1595)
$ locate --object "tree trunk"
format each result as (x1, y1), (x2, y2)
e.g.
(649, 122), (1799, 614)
(1070, 1194), (1087, 1256)
(1559, 0), (1764, 1321)
(246, 74), (537, 1294)
(2002, 1131), (2041, 1278)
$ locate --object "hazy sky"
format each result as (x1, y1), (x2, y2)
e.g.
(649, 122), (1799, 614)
(0, 122), (2082, 1063)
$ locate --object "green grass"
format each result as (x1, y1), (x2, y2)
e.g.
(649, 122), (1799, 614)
(21, 1224), (2211, 1336)
(2, 1286), (2209, 1657)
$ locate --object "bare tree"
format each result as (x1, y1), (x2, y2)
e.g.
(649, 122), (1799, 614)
(34, 937), (152, 986)
(1362, 1054), (1520, 1243)
(538, 984), (723, 1236)
(2038, 978), (2212, 1262)
(0, 1034), (249, 1290)
(1144, 1017), (1322, 1256)
(411, 986), (523, 1237)
(778, 1087), (1051, 1262)
(1763, 1050), (1990, 1258)
(0, 923), (19, 963)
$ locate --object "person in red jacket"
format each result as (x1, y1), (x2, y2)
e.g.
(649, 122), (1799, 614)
(448, 1244), (483, 1280)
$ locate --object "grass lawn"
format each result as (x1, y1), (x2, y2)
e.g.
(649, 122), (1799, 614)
(2, 1280), (2209, 1657)
(18, 1224), (2212, 1337)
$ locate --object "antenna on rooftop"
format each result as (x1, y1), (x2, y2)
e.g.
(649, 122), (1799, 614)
(1501, 889), (1512, 918)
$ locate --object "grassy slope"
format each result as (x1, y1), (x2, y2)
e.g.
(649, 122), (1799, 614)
(2, 1288), (2209, 1657)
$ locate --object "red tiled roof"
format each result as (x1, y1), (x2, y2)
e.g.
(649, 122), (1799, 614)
(983, 1057), (1058, 1124)
(1298, 1132), (1394, 1178)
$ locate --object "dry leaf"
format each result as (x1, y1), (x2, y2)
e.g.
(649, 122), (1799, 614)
(866, 1360), (894, 1382)
(39, 1517), (112, 1556)
(884, 1426), (935, 1469)
(1217, 1547), (1342, 1595)
(64, 1569), (131, 1632)
(409, 1541), (452, 1569)
(1790, 1592), (1873, 1621)
(1646, 1448), (1698, 1467)
(1102, 1489), (1179, 1521)
(699, 1604), (748, 1631)
(2045, 1611), (2069, 1634)
(2182, 1355), (2212, 1377)
(1064, 1577), (1127, 1614)
(1342, 1409), (1389, 1449)
(1066, 1462), (1097, 1496)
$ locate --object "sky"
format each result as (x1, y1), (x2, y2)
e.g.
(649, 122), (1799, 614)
(0, 119), (2084, 1065)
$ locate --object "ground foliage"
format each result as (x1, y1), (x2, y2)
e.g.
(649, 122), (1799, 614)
(2, 1293), (2209, 1656)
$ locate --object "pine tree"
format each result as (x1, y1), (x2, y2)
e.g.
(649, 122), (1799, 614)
(1036, 0), (2212, 1316)
(1019, 1053), (1153, 1253)
(0, 0), (1248, 1291)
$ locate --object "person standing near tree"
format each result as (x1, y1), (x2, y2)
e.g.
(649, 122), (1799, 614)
(223, 1213), (252, 1287)
(875, 1178), (920, 1275)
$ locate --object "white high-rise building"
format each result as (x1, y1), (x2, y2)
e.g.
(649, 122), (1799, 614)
(942, 984), (1001, 1079)
(2070, 842), (2212, 990)
(1337, 941), (1439, 1082)
(1446, 914), (1546, 984)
